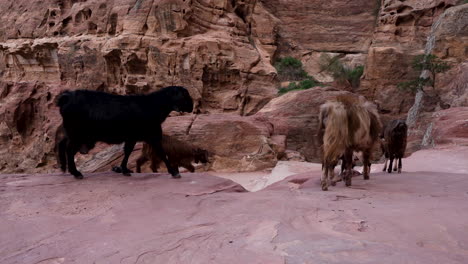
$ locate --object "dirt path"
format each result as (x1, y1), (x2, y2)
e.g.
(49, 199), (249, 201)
(1, 147), (468, 263)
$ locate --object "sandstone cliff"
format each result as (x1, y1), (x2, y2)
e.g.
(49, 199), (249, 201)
(0, 0), (466, 173)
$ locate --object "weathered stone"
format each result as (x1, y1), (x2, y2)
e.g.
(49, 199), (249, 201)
(183, 114), (278, 172)
(255, 87), (355, 162)
(0, 0), (467, 173)
(432, 107), (468, 146)
(262, 0), (379, 54)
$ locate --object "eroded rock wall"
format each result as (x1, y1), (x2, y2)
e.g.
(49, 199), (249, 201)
(0, 0), (466, 173)
(0, 0), (282, 172)
(360, 0), (461, 117)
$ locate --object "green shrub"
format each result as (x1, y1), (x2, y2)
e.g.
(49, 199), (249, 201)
(397, 77), (431, 93)
(398, 54), (451, 93)
(278, 77), (321, 95)
(319, 54), (364, 89)
(275, 57), (309, 81)
(274, 56), (322, 94)
(348, 65), (364, 88)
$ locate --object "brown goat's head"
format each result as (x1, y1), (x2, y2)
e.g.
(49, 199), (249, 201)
(193, 148), (210, 164)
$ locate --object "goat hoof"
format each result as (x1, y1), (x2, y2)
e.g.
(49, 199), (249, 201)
(123, 172), (131, 177)
(122, 168), (133, 174)
(112, 166), (122, 173)
(321, 181), (328, 191)
(393, 168), (397, 172)
(345, 177), (352, 187)
(73, 173), (84, 179)
(331, 181), (336, 186)
(172, 173), (181, 179)
(364, 175), (370, 180)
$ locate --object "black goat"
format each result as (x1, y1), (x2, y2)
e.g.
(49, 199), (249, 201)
(57, 86), (193, 179)
(381, 119), (408, 173)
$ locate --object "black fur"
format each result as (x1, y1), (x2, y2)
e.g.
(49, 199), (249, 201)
(57, 86), (193, 179)
(381, 119), (408, 173)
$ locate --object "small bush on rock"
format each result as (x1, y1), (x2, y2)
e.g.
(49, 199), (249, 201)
(275, 56), (321, 95)
(319, 54), (364, 89)
(275, 57), (309, 81)
(397, 54), (451, 93)
(278, 78), (321, 95)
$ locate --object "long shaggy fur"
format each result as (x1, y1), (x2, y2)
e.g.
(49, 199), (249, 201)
(318, 95), (382, 191)
(136, 135), (210, 173)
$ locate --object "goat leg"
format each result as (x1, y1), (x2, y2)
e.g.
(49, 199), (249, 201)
(58, 137), (68, 172)
(151, 140), (180, 178)
(382, 157), (388, 172)
(387, 156), (394, 173)
(329, 165), (337, 187)
(362, 151), (370, 180)
(136, 155), (148, 173)
(342, 149), (354, 186)
(321, 166), (329, 191)
(117, 141), (136, 176)
(182, 161), (195, 173)
(398, 157), (402, 173)
(66, 141), (83, 179)
(150, 160), (160, 173)
(393, 158), (398, 171)
(344, 170), (352, 187)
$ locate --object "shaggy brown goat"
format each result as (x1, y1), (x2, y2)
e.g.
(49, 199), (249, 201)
(381, 120), (408, 173)
(136, 135), (209, 173)
(318, 95), (382, 191)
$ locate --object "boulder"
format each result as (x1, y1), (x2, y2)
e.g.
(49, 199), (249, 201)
(255, 87), (355, 162)
(432, 107), (468, 146)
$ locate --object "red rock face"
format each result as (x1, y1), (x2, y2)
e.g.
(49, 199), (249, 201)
(0, 82), (64, 172)
(255, 87), (355, 162)
(360, 0), (461, 116)
(260, 0), (379, 54)
(432, 107), (468, 146)
(0, 0), (467, 173)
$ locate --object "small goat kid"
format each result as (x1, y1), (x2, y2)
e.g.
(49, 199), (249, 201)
(381, 120), (408, 173)
(136, 135), (209, 173)
(318, 95), (382, 191)
(57, 86), (193, 179)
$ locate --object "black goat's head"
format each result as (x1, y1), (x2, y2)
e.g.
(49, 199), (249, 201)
(394, 120), (408, 135)
(193, 148), (210, 164)
(166, 86), (193, 113)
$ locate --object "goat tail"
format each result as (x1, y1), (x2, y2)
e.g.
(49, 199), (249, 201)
(57, 137), (68, 172)
(56, 90), (72, 108)
(321, 101), (350, 165)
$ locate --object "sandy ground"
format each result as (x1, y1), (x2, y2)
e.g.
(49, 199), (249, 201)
(1, 146), (468, 263)
(214, 145), (468, 191)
